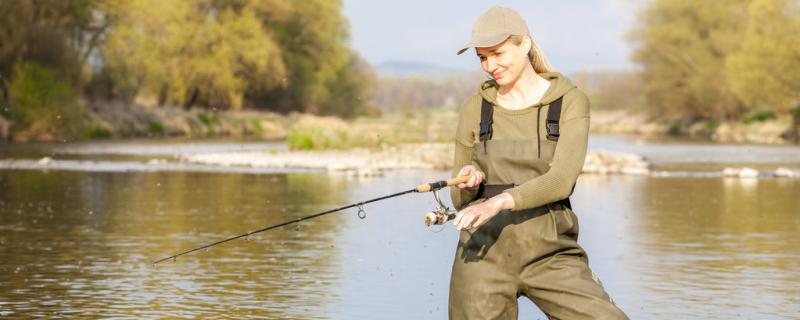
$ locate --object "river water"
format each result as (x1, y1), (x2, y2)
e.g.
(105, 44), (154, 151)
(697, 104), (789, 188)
(1, 136), (798, 319)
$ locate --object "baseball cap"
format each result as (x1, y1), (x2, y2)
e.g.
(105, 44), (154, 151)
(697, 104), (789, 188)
(457, 6), (530, 55)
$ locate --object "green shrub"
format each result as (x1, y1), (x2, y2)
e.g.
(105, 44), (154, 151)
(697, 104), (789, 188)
(9, 63), (85, 139)
(743, 111), (776, 124)
(251, 118), (264, 134)
(148, 122), (164, 135)
(198, 113), (218, 125)
(84, 126), (112, 139)
(704, 119), (719, 130)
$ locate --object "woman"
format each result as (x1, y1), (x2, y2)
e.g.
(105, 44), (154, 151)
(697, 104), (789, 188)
(449, 6), (628, 320)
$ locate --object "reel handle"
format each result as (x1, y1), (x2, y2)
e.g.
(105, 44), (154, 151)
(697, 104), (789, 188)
(415, 176), (470, 193)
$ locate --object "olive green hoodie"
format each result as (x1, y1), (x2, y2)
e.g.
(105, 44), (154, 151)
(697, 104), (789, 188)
(450, 72), (590, 211)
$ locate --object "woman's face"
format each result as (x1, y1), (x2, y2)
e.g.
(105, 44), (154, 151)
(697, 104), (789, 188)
(476, 39), (528, 87)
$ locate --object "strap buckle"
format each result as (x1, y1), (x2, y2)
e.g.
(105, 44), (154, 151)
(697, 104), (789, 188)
(546, 120), (559, 141)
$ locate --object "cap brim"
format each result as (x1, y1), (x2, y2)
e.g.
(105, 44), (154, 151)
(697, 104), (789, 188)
(457, 33), (511, 55)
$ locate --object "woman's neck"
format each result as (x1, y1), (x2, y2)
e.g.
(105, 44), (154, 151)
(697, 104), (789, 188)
(496, 64), (550, 110)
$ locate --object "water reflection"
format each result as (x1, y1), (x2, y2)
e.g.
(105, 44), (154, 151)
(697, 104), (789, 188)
(1, 170), (349, 319)
(1, 168), (798, 318)
(574, 175), (800, 318)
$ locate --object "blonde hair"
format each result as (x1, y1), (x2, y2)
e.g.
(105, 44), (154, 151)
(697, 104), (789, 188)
(508, 35), (552, 73)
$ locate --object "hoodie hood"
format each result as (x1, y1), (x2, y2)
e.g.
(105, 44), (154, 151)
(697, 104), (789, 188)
(478, 72), (576, 107)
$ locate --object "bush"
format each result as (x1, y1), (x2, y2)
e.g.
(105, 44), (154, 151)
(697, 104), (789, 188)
(8, 63), (85, 140)
(148, 122), (164, 135)
(743, 111), (776, 124)
(84, 126), (112, 139)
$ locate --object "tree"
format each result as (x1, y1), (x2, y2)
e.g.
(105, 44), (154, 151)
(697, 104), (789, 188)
(100, 0), (286, 109)
(249, 0), (355, 114)
(0, 0), (101, 103)
(630, 0), (749, 120)
(725, 0), (800, 112)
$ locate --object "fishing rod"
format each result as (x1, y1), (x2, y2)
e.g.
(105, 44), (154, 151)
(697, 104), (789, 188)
(153, 176), (467, 265)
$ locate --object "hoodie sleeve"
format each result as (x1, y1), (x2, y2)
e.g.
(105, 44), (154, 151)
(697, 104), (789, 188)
(505, 90), (590, 211)
(450, 94), (482, 210)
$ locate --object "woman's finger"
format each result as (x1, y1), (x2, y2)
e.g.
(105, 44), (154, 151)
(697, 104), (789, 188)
(472, 215), (488, 229)
(454, 210), (470, 230)
(453, 210), (465, 226)
(459, 165), (473, 177)
(469, 171), (483, 188)
(461, 214), (477, 230)
(468, 173), (477, 187)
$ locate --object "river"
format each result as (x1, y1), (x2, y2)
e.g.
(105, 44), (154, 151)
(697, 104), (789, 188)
(1, 135), (798, 319)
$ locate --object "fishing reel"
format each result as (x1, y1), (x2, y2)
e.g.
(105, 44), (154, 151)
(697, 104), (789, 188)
(423, 189), (456, 228)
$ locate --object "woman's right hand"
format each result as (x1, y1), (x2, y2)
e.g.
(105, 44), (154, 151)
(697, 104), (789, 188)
(456, 165), (484, 190)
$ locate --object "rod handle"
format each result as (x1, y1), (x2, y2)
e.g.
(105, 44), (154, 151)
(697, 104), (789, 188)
(415, 176), (470, 193)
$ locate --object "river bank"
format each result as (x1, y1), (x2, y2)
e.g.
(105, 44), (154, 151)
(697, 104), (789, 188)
(1, 99), (797, 146)
(591, 110), (798, 144)
(3, 139), (799, 179)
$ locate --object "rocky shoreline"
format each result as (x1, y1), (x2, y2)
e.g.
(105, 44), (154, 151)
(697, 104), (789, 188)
(178, 143), (799, 179)
(4, 143), (799, 179)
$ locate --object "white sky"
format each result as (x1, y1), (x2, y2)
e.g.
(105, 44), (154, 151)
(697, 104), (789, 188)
(343, 0), (641, 74)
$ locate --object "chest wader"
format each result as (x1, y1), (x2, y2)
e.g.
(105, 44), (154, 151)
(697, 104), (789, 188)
(448, 98), (628, 320)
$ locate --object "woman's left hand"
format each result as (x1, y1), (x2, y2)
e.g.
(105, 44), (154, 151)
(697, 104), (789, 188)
(453, 193), (515, 231)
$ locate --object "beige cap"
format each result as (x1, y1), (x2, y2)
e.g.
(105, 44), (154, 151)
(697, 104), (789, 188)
(457, 6), (530, 55)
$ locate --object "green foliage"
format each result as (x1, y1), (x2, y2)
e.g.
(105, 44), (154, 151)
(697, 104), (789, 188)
(97, 0), (371, 116)
(725, 0), (800, 112)
(632, 0), (800, 122)
(0, 0), (373, 140)
(100, 0), (287, 109)
(197, 113), (219, 126)
(286, 129), (316, 150)
(742, 111), (777, 123)
(8, 63), (85, 140)
(148, 122), (164, 135)
(631, 0), (748, 120)
(704, 119), (719, 130)
(251, 118), (264, 134)
(84, 126), (112, 139)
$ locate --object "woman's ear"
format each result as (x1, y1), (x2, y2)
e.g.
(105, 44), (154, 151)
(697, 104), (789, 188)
(521, 37), (532, 53)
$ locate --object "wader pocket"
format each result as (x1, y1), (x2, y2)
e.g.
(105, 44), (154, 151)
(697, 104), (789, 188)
(553, 207), (578, 240)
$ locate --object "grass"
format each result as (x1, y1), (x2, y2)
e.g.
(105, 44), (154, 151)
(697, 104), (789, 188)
(286, 109), (458, 150)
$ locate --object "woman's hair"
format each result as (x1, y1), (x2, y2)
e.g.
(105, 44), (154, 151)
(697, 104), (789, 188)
(508, 35), (552, 73)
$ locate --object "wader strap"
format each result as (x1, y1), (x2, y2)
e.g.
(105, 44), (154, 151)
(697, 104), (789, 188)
(480, 183), (572, 210)
(479, 98), (493, 142)
(546, 97), (563, 141)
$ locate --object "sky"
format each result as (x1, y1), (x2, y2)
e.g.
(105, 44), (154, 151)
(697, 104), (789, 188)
(343, 0), (642, 74)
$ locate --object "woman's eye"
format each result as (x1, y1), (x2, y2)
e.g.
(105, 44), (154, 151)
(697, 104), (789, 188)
(478, 56), (487, 61)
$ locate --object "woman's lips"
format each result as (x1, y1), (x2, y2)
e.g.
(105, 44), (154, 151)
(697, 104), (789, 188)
(492, 71), (504, 79)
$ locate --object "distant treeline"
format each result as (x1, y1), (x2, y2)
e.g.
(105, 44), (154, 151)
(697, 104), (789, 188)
(374, 71), (487, 112)
(0, 0), (374, 139)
